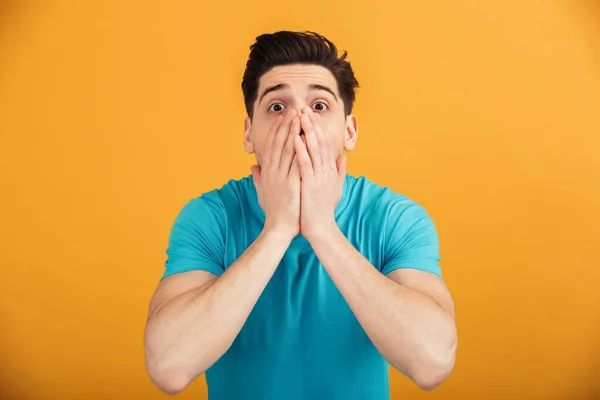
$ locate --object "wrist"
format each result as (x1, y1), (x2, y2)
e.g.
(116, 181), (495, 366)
(303, 220), (340, 243)
(262, 222), (297, 243)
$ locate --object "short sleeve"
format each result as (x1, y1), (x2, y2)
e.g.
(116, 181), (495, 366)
(162, 196), (226, 280)
(381, 201), (443, 280)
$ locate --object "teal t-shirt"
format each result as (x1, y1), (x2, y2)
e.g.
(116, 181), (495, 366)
(162, 174), (442, 400)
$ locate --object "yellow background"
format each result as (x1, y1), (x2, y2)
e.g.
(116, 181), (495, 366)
(1, 1), (599, 399)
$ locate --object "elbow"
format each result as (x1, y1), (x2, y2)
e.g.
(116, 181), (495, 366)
(411, 355), (455, 391)
(145, 346), (197, 395)
(411, 361), (454, 391)
(407, 336), (457, 391)
(147, 361), (195, 395)
(151, 375), (187, 396)
(146, 360), (190, 395)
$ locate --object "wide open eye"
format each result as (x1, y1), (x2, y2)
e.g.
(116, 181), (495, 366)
(268, 103), (285, 112)
(312, 102), (328, 112)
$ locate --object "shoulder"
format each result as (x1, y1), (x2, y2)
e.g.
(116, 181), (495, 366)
(175, 175), (253, 224)
(345, 175), (431, 224)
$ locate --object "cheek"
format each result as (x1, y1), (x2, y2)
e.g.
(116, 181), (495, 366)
(322, 120), (345, 147)
(251, 122), (271, 149)
(251, 121), (276, 165)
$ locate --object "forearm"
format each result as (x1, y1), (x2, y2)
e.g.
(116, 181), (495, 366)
(308, 227), (456, 389)
(145, 228), (292, 391)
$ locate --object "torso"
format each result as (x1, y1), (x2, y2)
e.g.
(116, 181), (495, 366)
(204, 174), (400, 400)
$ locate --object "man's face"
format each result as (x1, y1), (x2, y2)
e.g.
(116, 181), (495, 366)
(244, 64), (358, 167)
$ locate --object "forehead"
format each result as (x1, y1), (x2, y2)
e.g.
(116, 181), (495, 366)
(258, 64), (339, 93)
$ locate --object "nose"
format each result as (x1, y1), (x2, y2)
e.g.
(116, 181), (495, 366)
(292, 105), (310, 116)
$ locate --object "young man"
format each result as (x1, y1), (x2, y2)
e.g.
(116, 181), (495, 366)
(144, 31), (457, 400)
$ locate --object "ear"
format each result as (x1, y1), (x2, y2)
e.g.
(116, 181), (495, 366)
(244, 116), (254, 154)
(343, 114), (358, 152)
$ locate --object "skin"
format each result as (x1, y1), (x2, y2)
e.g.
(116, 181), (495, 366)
(144, 64), (457, 395)
(243, 64), (358, 170)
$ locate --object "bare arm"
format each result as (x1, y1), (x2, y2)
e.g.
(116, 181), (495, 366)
(144, 109), (303, 394)
(144, 229), (293, 394)
(293, 106), (456, 390)
(307, 227), (457, 391)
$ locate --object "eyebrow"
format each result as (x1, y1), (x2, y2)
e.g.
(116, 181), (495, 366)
(258, 83), (338, 104)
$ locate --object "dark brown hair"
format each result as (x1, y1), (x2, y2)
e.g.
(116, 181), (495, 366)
(241, 31), (360, 118)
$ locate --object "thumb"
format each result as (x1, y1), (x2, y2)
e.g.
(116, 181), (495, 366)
(250, 165), (261, 188)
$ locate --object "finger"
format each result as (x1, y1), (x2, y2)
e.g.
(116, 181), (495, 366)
(270, 110), (296, 169)
(294, 135), (314, 179)
(263, 115), (285, 169)
(310, 112), (334, 169)
(289, 153), (299, 178)
(301, 109), (322, 172)
(281, 115), (300, 174)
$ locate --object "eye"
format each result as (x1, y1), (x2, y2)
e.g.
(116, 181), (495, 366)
(312, 102), (328, 112)
(268, 103), (285, 112)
